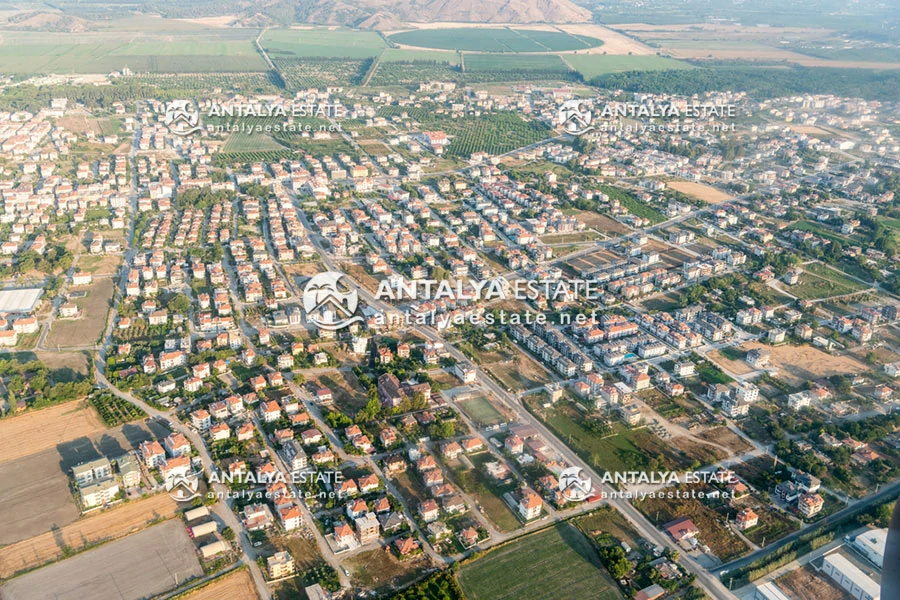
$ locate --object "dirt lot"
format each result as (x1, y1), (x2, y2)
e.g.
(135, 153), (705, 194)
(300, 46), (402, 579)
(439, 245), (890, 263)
(711, 341), (869, 387)
(484, 347), (555, 393)
(344, 547), (430, 593)
(776, 564), (851, 600)
(569, 210), (632, 235)
(668, 181), (733, 204)
(0, 493), (178, 578)
(0, 400), (104, 464)
(46, 277), (115, 347)
(183, 568), (258, 600)
(0, 449), (80, 546)
(696, 427), (754, 455)
(308, 370), (367, 414)
(76, 255), (123, 276)
(0, 520), (202, 600)
(34, 351), (92, 380)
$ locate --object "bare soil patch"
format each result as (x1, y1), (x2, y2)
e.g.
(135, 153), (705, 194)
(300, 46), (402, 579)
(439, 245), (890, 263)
(0, 493), (178, 579)
(183, 568), (258, 600)
(668, 181), (733, 204)
(0, 400), (104, 464)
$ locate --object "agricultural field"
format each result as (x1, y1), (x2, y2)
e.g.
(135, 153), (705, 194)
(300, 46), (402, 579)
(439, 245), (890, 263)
(463, 53), (578, 82)
(220, 132), (287, 154)
(0, 31), (266, 74)
(0, 449), (80, 545)
(0, 493), (178, 579)
(369, 60), (460, 87)
(565, 54), (692, 79)
(446, 113), (551, 158)
(46, 277), (115, 348)
(457, 523), (620, 600)
(261, 28), (386, 58)
(129, 72), (281, 92)
(0, 399), (105, 464)
(0, 520), (202, 600)
(90, 393), (148, 427)
(180, 568), (258, 600)
(377, 105), (551, 158)
(390, 28), (602, 53)
(272, 56), (372, 90)
(382, 48), (461, 64)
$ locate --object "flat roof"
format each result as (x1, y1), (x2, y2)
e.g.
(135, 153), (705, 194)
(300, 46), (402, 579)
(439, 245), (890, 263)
(824, 553), (881, 597)
(0, 288), (43, 314)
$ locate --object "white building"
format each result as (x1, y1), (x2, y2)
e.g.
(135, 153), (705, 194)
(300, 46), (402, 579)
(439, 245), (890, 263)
(821, 553), (880, 600)
(853, 528), (887, 568)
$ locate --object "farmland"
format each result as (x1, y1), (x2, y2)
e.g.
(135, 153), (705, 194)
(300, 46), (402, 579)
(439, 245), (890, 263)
(565, 54), (693, 79)
(180, 568), (258, 600)
(261, 28), (386, 59)
(369, 60), (460, 87)
(0, 449), (80, 545)
(457, 523), (620, 600)
(464, 53), (578, 82)
(390, 28), (602, 53)
(0, 493), (178, 579)
(0, 31), (266, 74)
(0, 520), (202, 600)
(0, 399), (105, 464)
(272, 56), (372, 90)
(90, 392), (148, 427)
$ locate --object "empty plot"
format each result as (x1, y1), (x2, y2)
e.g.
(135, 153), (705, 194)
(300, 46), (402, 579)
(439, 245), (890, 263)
(0, 400), (104, 464)
(668, 180), (733, 204)
(458, 523), (619, 600)
(0, 494), (178, 579)
(1, 520), (203, 600)
(46, 277), (115, 347)
(0, 449), (80, 545)
(182, 567), (258, 600)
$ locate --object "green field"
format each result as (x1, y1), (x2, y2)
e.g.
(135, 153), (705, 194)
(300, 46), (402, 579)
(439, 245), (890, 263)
(221, 133), (286, 154)
(390, 28), (602, 53)
(261, 28), (386, 58)
(457, 523), (620, 600)
(464, 53), (572, 72)
(565, 54), (693, 79)
(791, 262), (868, 300)
(528, 400), (691, 476)
(460, 396), (505, 427)
(382, 48), (460, 64)
(0, 32), (266, 74)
